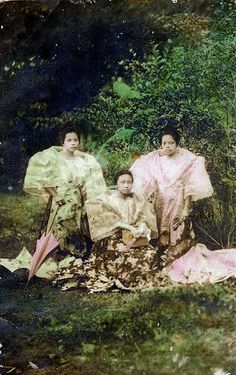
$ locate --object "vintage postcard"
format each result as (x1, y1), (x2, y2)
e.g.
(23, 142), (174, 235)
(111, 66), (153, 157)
(0, 1), (235, 374)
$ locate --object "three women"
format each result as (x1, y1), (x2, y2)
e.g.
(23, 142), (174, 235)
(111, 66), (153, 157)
(2, 124), (234, 288)
(24, 126), (236, 287)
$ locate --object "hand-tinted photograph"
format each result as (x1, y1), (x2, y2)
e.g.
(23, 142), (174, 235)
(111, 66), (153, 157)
(0, 0), (235, 374)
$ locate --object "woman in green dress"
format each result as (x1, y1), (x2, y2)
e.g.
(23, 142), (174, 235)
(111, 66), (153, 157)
(23, 127), (106, 258)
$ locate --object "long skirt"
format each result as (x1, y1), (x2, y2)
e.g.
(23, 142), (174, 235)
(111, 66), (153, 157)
(53, 232), (160, 291)
(167, 243), (236, 284)
(158, 216), (196, 268)
(45, 187), (91, 258)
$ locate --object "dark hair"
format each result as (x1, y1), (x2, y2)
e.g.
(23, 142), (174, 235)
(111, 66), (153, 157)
(161, 127), (180, 145)
(58, 124), (80, 145)
(114, 169), (133, 184)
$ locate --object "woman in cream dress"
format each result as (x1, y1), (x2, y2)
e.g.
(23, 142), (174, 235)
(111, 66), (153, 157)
(54, 170), (159, 291)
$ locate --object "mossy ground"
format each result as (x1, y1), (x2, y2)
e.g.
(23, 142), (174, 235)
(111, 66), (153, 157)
(0, 195), (235, 375)
(1, 281), (236, 375)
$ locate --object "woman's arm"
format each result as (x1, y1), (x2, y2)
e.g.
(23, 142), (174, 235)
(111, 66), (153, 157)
(183, 195), (191, 217)
(173, 196), (191, 230)
(45, 187), (65, 206)
(118, 223), (141, 238)
(45, 187), (57, 197)
(118, 221), (151, 238)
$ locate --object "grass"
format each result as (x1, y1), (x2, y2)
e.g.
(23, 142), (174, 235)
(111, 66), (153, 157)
(0, 194), (45, 257)
(0, 281), (235, 375)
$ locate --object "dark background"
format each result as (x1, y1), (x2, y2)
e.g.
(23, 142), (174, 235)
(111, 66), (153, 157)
(0, 0), (230, 192)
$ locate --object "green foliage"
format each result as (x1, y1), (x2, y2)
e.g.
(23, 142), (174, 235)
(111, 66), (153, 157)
(112, 77), (141, 100)
(96, 127), (151, 183)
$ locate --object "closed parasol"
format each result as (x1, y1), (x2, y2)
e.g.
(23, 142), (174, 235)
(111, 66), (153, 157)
(28, 199), (60, 281)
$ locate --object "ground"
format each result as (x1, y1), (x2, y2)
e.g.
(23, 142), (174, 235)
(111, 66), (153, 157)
(0, 280), (236, 375)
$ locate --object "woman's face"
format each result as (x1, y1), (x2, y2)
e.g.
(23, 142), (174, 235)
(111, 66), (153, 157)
(161, 134), (177, 156)
(63, 132), (80, 153)
(117, 174), (133, 195)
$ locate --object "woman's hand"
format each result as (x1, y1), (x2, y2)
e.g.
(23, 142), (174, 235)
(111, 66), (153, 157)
(172, 214), (188, 230)
(173, 197), (191, 230)
(54, 194), (66, 206)
(129, 226), (142, 238)
(45, 187), (65, 206)
(120, 223), (143, 238)
(137, 222), (149, 237)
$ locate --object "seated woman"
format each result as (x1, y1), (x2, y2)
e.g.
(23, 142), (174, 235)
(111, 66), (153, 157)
(131, 127), (236, 284)
(54, 170), (159, 291)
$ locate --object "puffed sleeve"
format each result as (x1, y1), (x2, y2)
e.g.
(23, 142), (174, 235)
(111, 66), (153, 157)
(23, 147), (62, 197)
(83, 155), (107, 200)
(130, 152), (158, 196)
(85, 194), (123, 241)
(184, 156), (214, 201)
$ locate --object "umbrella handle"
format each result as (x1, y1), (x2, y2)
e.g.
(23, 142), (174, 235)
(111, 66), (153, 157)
(38, 195), (52, 237)
(45, 198), (60, 235)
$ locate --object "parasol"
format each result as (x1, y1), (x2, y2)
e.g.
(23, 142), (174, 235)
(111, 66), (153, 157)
(28, 200), (60, 281)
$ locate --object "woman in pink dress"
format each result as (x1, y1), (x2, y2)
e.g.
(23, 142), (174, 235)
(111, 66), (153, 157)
(131, 127), (236, 284)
